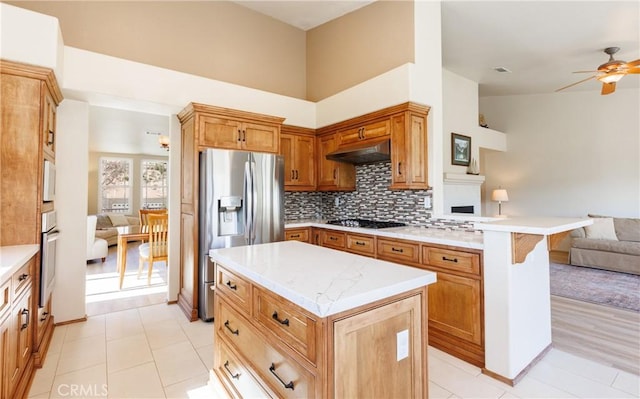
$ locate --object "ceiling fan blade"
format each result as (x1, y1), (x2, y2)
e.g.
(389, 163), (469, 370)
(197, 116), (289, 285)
(626, 59), (640, 68)
(555, 75), (597, 92)
(601, 82), (616, 95)
(626, 66), (640, 74)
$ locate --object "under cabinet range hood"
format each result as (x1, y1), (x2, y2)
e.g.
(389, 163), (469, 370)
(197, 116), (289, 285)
(325, 139), (391, 164)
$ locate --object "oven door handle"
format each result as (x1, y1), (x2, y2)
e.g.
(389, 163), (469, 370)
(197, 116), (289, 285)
(46, 231), (60, 241)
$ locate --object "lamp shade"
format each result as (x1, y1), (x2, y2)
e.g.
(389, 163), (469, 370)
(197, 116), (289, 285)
(491, 189), (509, 202)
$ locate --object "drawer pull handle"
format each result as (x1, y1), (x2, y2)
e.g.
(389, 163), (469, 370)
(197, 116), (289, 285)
(224, 320), (239, 335)
(329, 236), (338, 241)
(21, 309), (29, 330)
(226, 280), (237, 290)
(18, 273), (29, 282)
(40, 311), (49, 322)
(391, 247), (404, 253)
(272, 311), (290, 326)
(290, 234), (300, 238)
(355, 241), (365, 246)
(224, 360), (240, 379)
(442, 256), (458, 263)
(269, 363), (295, 390)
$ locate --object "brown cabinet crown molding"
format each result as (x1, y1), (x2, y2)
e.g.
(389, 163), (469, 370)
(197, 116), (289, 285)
(0, 60), (63, 105)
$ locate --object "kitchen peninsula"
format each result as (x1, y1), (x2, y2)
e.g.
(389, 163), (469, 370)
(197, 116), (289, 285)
(209, 240), (437, 398)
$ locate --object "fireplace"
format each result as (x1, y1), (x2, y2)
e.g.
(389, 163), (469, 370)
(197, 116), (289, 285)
(451, 205), (474, 214)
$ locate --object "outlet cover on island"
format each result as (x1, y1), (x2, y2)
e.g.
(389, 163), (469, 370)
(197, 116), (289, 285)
(397, 329), (409, 361)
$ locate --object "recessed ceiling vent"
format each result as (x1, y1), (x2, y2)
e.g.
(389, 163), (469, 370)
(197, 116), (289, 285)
(493, 66), (512, 73)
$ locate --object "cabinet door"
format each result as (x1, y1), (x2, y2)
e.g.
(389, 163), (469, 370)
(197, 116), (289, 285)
(334, 294), (425, 398)
(280, 134), (296, 186)
(336, 120), (390, 147)
(243, 122), (279, 153)
(199, 115), (242, 149)
(316, 135), (355, 191)
(390, 112), (428, 189)
(428, 272), (482, 345)
(293, 135), (315, 187)
(42, 89), (56, 158)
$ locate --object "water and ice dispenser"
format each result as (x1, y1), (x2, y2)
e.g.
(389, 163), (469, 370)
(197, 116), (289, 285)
(218, 196), (243, 236)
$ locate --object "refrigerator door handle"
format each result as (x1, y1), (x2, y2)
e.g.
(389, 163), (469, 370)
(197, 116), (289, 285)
(250, 156), (258, 243)
(243, 160), (253, 244)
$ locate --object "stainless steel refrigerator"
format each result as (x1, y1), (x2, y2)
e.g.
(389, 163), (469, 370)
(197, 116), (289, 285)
(198, 148), (284, 321)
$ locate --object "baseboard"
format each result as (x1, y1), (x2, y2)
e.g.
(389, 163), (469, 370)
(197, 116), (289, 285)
(482, 343), (553, 386)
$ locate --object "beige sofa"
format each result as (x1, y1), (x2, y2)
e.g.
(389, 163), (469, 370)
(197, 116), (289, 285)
(94, 213), (140, 246)
(570, 216), (640, 275)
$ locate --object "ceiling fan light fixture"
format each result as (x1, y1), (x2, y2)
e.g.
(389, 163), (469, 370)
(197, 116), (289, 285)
(597, 73), (624, 83)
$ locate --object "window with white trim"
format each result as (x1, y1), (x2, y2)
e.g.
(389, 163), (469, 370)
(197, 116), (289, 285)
(141, 159), (168, 210)
(99, 157), (133, 214)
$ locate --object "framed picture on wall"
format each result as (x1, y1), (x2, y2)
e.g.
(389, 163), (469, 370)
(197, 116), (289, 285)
(451, 133), (471, 166)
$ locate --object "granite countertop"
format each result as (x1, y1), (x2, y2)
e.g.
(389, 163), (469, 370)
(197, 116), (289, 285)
(0, 244), (40, 284)
(209, 240), (437, 317)
(285, 220), (484, 250)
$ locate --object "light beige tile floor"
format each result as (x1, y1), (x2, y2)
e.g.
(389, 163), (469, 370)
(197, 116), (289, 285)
(28, 302), (639, 399)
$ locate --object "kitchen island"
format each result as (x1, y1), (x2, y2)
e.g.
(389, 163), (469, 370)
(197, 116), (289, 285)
(209, 240), (437, 398)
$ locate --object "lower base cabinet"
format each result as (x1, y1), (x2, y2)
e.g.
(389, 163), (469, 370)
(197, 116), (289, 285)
(213, 262), (428, 398)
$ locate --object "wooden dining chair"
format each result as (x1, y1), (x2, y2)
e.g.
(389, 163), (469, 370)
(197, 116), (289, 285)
(139, 209), (167, 243)
(137, 213), (168, 285)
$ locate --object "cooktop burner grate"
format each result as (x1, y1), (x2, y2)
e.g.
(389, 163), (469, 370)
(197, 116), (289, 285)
(326, 219), (406, 229)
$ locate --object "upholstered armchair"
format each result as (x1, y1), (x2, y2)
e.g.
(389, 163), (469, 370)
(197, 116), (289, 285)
(87, 215), (109, 262)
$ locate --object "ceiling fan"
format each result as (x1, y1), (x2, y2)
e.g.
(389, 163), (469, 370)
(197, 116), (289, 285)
(556, 47), (640, 95)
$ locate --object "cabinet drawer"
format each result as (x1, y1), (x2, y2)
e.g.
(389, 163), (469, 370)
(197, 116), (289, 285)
(320, 230), (346, 250)
(254, 287), (318, 364)
(423, 247), (480, 275)
(216, 265), (252, 314)
(285, 228), (310, 243)
(337, 120), (390, 147)
(215, 341), (272, 399)
(345, 234), (375, 257)
(12, 259), (33, 298)
(217, 299), (316, 399)
(376, 238), (420, 265)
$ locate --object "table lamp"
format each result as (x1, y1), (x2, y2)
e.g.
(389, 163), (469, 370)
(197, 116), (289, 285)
(491, 188), (509, 216)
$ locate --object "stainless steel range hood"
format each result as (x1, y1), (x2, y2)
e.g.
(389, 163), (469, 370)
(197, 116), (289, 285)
(325, 139), (391, 164)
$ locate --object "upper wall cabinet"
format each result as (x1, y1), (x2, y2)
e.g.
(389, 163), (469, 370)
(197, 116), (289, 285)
(336, 119), (390, 148)
(180, 103), (284, 154)
(280, 125), (316, 191)
(317, 102), (430, 191)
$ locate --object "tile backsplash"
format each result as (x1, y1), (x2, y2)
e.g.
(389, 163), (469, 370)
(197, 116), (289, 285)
(284, 162), (432, 225)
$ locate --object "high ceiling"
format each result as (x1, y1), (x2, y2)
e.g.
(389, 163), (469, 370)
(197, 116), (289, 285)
(236, 0), (640, 96)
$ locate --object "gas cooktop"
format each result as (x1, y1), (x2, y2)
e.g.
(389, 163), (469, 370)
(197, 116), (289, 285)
(326, 219), (406, 229)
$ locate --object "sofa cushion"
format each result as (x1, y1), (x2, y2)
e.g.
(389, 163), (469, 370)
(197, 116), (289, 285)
(108, 213), (130, 227)
(584, 217), (618, 241)
(96, 214), (113, 230)
(572, 238), (640, 256)
(614, 218), (640, 242)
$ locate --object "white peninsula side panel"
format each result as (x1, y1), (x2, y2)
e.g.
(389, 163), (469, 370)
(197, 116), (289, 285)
(475, 217), (592, 384)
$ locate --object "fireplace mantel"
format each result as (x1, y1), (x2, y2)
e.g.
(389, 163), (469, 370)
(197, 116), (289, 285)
(444, 173), (486, 185)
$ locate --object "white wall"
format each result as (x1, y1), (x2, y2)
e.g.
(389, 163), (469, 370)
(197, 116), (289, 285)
(480, 89), (640, 218)
(53, 100), (90, 323)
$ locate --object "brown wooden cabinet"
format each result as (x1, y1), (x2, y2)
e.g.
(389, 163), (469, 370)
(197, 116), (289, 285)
(1, 60), (61, 397)
(198, 114), (280, 154)
(345, 233), (375, 257)
(316, 134), (356, 191)
(310, 226), (485, 367)
(1, 255), (37, 399)
(177, 103), (284, 321)
(212, 258), (428, 399)
(280, 126), (316, 191)
(420, 245), (484, 367)
(390, 108), (429, 189)
(284, 228), (311, 243)
(335, 119), (390, 148)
